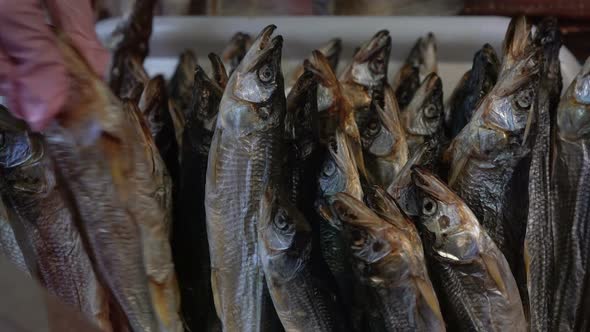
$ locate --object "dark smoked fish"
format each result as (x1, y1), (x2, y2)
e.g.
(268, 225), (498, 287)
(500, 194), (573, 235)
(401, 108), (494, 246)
(222, 32), (252, 76)
(413, 168), (526, 332)
(444, 44), (500, 138)
(45, 38), (158, 332)
(334, 190), (445, 332)
(176, 63), (224, 332)
(550, 58), (590, 332)
(525, 17), (562, 332)
(259, 189), (347, 332)
(168, 50), (198, 118)
(205, 25), (285, 332)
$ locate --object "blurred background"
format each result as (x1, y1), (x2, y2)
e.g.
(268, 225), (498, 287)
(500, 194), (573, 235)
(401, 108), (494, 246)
(92, 0), (590, 61)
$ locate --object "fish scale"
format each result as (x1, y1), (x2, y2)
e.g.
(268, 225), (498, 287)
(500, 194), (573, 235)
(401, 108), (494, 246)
(0, 201), (29, 275)
(207, 131), (281, 331)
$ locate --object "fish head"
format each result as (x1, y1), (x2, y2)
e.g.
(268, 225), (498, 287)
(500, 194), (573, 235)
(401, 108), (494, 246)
(190, 65), (223, 132)
(469, 44), (500, 101)
(343, 30), (391, 88)
(402, 73), (444, 137)
(557, 58), (590, 141)
(364, 185), (414, 232)
(222, 32), (252, 74)
(412, 167), (481, 263)
(138, 75), (170, 137)
(169, 49), (197, 98)
(406, 33), (437, 77)
(259, 188), (312, 280)
(208, 52), (229, 89)
(218, 25), (285, 138)
(332, 192), (413, 285)
(319, 38), (343, 71)
(285, 69), (320, 158)
(318, 129), (363, 203)
(0, 106), (43, 169)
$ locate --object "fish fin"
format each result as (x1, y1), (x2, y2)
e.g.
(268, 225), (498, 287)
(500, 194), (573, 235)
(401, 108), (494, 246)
(481, 253), (508, 295)
(415, 278), (444, 321)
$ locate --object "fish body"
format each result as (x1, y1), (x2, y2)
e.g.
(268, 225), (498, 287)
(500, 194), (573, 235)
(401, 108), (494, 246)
(413, 168), (526, 332)
(402, 73), (445, 172)
(259, 189), (348, 332)
(0, 195), (30, 276)
(205, 25), (285, 332)
(550, 57), (590, 332)
(45, 39), (158, 332)
(393, 33), (437, 110)
(124, 102), (183, 332)
(0, 128), (111, 331)
(360, 86), (408, 189)
(445, 44), (500, 138)
(340, 30), (391, 131)
(176, 64), (223, 332)
(333, 190), (445, 332)
(445, 18), (539, 302)
(524, 17), (562, 332)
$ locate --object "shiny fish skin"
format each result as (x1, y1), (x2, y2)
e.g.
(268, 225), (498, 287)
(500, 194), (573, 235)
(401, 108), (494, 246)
(334, 189), (445, 332)
(413, 168), (526, 332)
(445, 44), (500, 138)
(524, 17), (562, 332)
(259, 189), (348, 332)
(176, 64), (223, 332)
(550, 58), (590, 332)
(401, 73), (445, 172)
(340, 30), (391, 131)
(360, 86), (408, 189)
(124, 102), (183, 332)
(108, 0), (156, 98)
(45, 39), (158, 332)
(393, 33), (437, 110)
(205, 25), (285, 332)
(0, 129), (112, 331)
(0, 197), (30, 276)
(445, 17), (539, 298)
(222, 32), (252, 76)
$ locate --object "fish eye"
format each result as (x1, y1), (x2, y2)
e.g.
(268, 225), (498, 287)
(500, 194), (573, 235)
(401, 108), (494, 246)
(351, 229), (365, 248)
(369, 56), (385, 75)
(274, 211), (290, 231)
(258, 64), (275, 83)
(258, 106), (271, 120)
(422, 197), (437, 216)
(322, 160), (336, 176)
(365, 120), (380, 137)
(515, 88), (534, 110)
(423, 104), (439, 119)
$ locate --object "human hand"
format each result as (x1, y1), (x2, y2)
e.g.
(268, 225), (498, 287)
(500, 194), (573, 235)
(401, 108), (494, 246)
(0, 0), (109, 132)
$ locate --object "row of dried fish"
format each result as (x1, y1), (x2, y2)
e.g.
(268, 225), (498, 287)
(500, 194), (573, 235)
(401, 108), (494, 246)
(0, 2), (588, 331)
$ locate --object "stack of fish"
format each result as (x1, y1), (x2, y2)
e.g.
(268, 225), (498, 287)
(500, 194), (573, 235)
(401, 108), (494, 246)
(0, 3), (588, 331)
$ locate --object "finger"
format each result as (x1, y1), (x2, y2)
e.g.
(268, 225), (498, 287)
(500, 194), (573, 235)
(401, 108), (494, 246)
(0, 0), (68, 132)
(45, 0), (110, 78)
(0, 46), (14, 100)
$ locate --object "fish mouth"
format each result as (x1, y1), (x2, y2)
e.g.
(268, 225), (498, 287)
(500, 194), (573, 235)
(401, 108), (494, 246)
(239, 25), (282, 72)
(503, 16), (533, 63)
(404, 73), (441, 121)
(332, 192), (383, 229)
(222, 32), (251, 60)
(306, 50), (339, 88)
(354, 30), (391, 62)
(322, 38), (343, 59)
(480, 43), (500, 68)
(138, 75), (166, 115)
(411, 167), (455, 203)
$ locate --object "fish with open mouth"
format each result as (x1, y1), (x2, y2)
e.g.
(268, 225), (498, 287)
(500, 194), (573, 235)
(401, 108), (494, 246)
(205, 25), (285, 332)
(176, 62), (224, 332)
(334, 188), (446, 332)
(340, 30), (391, 131)
(413, 168), (526, 332)
(259, 188), (348, 332)
(445, 44), (500, 138)
(222, 32), (252, 76)
(445, 17), (539, 305)
(360, 85), (408, 189)
(287, 38), (342, 92)
(44, 37), (159, 332)
(550, 57), (590, 332)
(393, 33), (437, 110)
(401, 73), (445, 172)
(0, 120), (112, 331)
